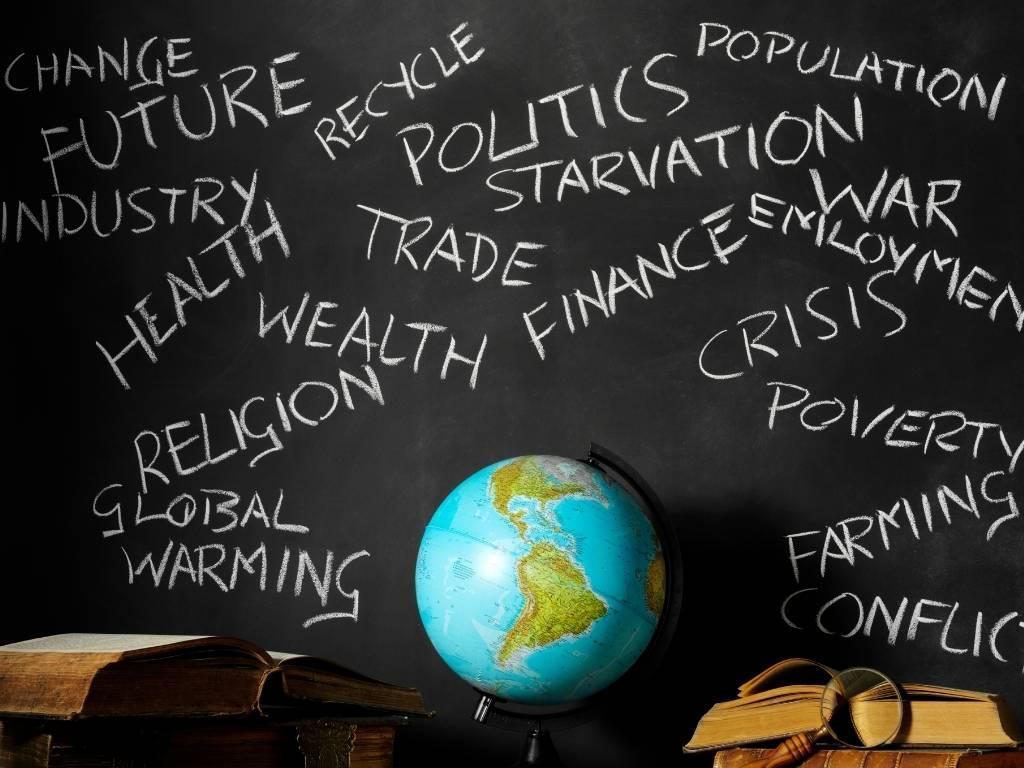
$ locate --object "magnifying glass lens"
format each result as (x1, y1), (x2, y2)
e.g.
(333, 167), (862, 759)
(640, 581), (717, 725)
(820, 668), (903, 748)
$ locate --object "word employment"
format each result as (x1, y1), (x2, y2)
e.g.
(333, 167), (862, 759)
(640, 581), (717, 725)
(748, 172), (1024, 334)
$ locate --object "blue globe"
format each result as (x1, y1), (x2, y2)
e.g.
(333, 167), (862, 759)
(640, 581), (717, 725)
(415, 455), (666, 706)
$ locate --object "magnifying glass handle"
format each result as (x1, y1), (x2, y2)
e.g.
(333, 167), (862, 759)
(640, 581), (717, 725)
(740, 726), (829, 768)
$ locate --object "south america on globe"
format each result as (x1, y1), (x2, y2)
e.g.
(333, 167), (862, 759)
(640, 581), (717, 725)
(415, 455), (666, 706)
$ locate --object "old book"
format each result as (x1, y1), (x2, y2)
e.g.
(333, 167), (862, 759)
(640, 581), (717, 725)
(0, 716), (400, 768)
(0, 634), (428, 719)
(714, 747), (1024, 768)
(684, 659), (1022, 752)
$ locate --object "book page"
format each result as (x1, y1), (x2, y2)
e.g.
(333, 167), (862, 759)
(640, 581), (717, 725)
(0, 633), (212, 653)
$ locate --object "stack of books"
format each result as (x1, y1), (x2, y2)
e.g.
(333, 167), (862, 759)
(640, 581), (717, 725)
(685, 659), (1023, 768)
(0, 633), (431, 768)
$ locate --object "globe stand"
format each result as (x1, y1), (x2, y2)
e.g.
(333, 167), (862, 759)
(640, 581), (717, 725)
(474, 695), (565, 768)
(459, 443), (683, 767)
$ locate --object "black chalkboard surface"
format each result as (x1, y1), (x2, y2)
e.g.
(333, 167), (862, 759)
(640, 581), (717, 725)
(3, 0), (1021, 765)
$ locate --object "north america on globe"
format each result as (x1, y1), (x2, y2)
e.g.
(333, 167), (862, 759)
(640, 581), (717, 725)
(416, 455), (666, 705)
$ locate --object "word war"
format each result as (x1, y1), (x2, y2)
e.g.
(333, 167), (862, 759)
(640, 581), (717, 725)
(748, 176), (1024, 333)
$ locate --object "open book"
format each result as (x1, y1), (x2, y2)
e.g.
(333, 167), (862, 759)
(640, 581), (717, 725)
(0, 634), (429, 719)
(684, 658), (1022, 752)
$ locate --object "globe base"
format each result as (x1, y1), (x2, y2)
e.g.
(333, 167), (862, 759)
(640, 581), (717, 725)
(512, 725), (564, 768)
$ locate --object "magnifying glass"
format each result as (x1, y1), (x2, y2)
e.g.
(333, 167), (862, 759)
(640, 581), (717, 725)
(743, 667), (905, 768)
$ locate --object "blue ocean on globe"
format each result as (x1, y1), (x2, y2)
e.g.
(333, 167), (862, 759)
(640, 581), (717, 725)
(415, 455), (666, 705)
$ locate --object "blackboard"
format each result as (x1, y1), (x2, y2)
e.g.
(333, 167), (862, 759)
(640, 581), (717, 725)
(3, 0), (1021, 765)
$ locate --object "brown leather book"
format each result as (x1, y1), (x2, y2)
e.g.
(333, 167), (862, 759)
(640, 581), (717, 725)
(0, 634), (429, 719)
(0, 717), (401, 768)
(714, 747), (1024, 768)
(685, 659), (1022, 752)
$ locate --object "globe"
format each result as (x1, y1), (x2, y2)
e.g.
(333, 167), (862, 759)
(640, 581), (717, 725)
(415, 455), (666, 706)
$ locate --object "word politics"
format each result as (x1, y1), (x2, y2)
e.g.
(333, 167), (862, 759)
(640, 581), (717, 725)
(696, 23), (1008, 120)
(524, 203), (748, 361)
(314, 21), (485, 158)
(121, 538), (370, 627)
(259, 291), (489, 390)
(395, 50), (690, 187)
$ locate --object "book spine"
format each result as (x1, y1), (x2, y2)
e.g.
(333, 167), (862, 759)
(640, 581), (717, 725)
(711, 748), (1023, 768)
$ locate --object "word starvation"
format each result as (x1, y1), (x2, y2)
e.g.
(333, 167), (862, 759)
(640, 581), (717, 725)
(748, 174), (1024, 333)
(781, 587), (1023, 672)
(764, 381), (1024, 475)
(482, 95), (864, 213)
(523, 203), (748, 361)
(121, 537), (371, 628)
(1, 170), (257, 245)
(396, 54), (866, 212)
(696, 23), (1008, 121)
(698, 269), (907, 381)
(785, 470), (1019, 584)
(258, 290), (489, 391)
(313, 21), (485, 159)
(35, 47), (310, 193)
(93, 172), (292, 390)
(355, 203), (546, 286)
